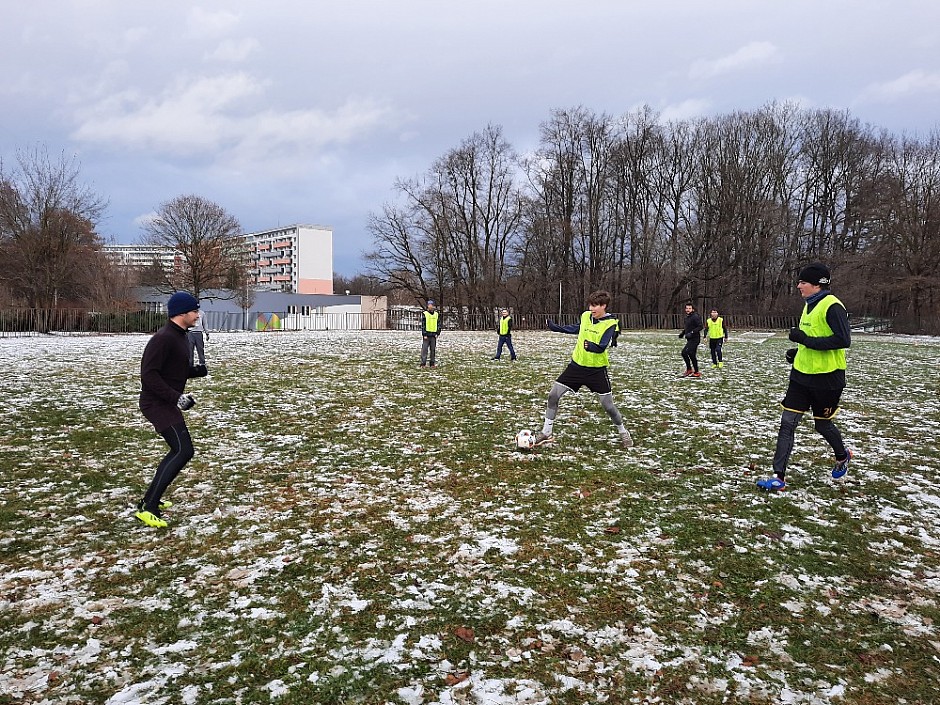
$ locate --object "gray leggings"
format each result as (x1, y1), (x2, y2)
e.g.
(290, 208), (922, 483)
(546, 382), (623, 426)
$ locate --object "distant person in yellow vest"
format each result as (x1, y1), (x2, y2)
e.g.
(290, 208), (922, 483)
(492, 308), (517, 361)
(419, 299), (440, 368)
(533, 290), (633, 449)
(757, 263), (853, 491)
(705, 308), (728, 368)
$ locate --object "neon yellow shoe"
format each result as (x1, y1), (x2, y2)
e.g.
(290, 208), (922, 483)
(135, 510), (168, 528)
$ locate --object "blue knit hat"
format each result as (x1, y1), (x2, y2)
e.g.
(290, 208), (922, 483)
(167, 291), (200, 317)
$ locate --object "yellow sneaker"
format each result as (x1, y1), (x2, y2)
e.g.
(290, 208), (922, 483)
(135, 510), (168, 528)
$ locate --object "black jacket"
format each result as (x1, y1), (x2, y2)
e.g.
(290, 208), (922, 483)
(139, 321), (206, 431)
(681, 312), (703, 341)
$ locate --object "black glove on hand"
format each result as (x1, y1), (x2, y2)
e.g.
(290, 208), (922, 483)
(190, 364), (209, 378)
(177, 394), (195, 411)
(785, 348), (797, 364)
(678, 332), (685, 339)
(788, 327), (808, 344)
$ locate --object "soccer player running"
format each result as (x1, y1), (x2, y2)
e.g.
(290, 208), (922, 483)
(757, 263), (853, 491)
(534, 290), (633, 449)
(135, 291), (208, 528)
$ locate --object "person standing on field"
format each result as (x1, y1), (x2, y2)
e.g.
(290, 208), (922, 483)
(492, 308), (517, 361)
(419, 299), (440, 368)
(533, 290), (633, 449)
(678, 303), (703, 377)
(188, 311), (209, 366)
(705, 308), (728, 368)
(757, 263), (853, 492)
(135, 291), (208, 528)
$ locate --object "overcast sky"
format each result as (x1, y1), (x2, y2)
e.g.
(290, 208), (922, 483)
(3, 1), (939, 274)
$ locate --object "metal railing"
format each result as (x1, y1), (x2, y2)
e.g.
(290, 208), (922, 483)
(0, 307), (882, 337)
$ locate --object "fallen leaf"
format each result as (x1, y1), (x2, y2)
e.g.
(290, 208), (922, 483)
(90, 615), (104, 625)
(454, 626), (475, 643)
(445, 671), (470, 685)
(743, 654), (760, 667)
(603, 526), (621, 534)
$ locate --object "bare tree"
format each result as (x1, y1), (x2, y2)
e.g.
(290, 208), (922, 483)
(142, 194), (245, 299)
(0, 146), (108, 311)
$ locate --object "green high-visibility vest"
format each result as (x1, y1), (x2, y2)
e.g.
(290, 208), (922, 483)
(423, 310), (439, 333)
(793, 295), (847, 374)
(571, 311), (619, 367)
(499, 316), (511, 335)
(706, 316), (725, 339)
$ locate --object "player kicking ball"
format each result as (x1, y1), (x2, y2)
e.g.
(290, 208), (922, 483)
(531, 290), (633, 449)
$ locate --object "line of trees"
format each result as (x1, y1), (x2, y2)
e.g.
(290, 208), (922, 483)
(366, 102), (940, 333)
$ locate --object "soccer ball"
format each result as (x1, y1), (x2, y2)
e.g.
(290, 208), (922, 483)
(515, 429), (535, 450)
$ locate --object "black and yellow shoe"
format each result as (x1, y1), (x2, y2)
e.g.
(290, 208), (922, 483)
(134, 509), (168, 528)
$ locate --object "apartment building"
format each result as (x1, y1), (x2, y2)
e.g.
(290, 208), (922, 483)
(103, 244), (182, 271)
(242, 224), (333, 294)
(104, 223), (333, 295)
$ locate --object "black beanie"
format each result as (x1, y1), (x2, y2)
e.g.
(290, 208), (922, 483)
(167, 291), (200, 317)
(798, 263), (831, 286)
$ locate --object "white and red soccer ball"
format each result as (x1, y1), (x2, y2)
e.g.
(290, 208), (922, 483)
(515, 429), (535, 449)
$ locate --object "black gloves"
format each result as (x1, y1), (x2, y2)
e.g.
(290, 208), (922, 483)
(177, 394), (195, 410)
(190, 364), (208, 377)
(785, 348), (797, 364)
(678, 332), (685, 339)
(788, 327), (808, 344)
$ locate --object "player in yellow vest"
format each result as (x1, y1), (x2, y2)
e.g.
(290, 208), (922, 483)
(419, 300), (440, 368)
(533, 290), (633, 449)
(757, 263), (853, 491)
(492, 308), (517, 360)
(705, 309), (728, 368)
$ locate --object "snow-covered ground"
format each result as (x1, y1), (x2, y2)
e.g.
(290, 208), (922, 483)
(2, 329), (939, 704)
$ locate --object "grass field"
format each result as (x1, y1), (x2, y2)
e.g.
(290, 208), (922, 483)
(2, 329), (940, 704)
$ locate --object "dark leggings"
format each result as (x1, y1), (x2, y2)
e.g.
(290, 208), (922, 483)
(142, 422), (194, 512)
(682, 338), (700, 372)
(772, 410), (846, 477)
(709, 338), (723, 364)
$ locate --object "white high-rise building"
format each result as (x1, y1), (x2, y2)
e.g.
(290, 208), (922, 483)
(242, 224), (333, 294)
(103, 244), (182, 270)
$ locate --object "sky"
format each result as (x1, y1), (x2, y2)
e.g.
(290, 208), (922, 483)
(3, 1), (940, 275)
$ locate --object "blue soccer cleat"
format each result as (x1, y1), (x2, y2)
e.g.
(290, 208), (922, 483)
(831, 449), (853, 479)
(756, 476), (786, 491)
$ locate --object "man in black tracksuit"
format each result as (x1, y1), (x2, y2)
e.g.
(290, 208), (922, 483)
(136, 291), (208, 528)
(679, 303), (703, 377)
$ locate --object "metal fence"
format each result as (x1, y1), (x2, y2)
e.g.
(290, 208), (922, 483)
(2, 307), (887, 337)
(387, 309), (801, 332)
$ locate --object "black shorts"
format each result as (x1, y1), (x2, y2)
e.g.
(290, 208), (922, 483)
(781, 380), (843, 419)
(556, 362), (612, 395)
